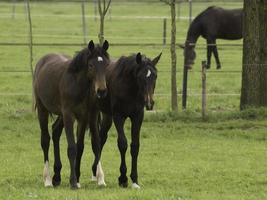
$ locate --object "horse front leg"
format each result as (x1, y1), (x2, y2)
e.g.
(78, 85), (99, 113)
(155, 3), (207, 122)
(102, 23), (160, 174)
(91, 113), (112, 182)
(130, 111), (144, 189)
(90, 110), (106, 186)
(113, 114), (128, 188)
(62, 111), (78, 189)
(75, 120), (87, 188)
(51, 116), (64, 187)
(212, 40), (221, 69)
(206, 38), (213, 69)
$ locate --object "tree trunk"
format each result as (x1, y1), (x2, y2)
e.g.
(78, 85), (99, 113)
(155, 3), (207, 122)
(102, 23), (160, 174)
(98, 15), (104, 45)
(170, 0), (178, 111)
(240, 0), (267, 109)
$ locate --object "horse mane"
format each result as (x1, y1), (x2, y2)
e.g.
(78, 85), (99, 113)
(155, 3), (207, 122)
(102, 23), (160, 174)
(68, 45), (109, 73)
(114, 54), (155, 78)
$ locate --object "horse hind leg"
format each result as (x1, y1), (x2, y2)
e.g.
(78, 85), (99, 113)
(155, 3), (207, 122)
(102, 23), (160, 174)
(37, 100), (52, 187)
(51, 116), (64, 187)
(212, 44), (221, 69)
(206, 40), (212, 69)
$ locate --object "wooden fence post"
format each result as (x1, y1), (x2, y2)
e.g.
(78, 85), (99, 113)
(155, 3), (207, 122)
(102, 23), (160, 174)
(81, 0), (87, 45)
(177, 1), (181, 21)
(94, 0), (97, 21)
(182, 63), (188, 109)
(12, 0), (16, 19)
(163, 18), (167, 46)
(25, 0), (34, 111)
(189, 0), (192, 24)
(202, 61), (207, 119)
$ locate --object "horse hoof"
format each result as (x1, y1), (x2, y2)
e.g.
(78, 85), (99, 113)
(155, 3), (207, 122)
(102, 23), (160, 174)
(187, 66), (192, 70)
(52, 175), (61, 187)
(70, 184), (79, 190)
(132, 183), (140, 189)
(98, 180), (106, 187)
(77, 183), (81, 189)
(70, 179), (79, 190)
(44, 177), (53, 187)
(44, 180), (53, 187)
(118, 176), (128, 188)
(119, 182), (128, 188)
(216, 65), (221, 70)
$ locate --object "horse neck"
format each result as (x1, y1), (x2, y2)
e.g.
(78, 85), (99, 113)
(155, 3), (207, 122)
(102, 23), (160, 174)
(75, 69), (91, 92)
(186, 21), (201, 45)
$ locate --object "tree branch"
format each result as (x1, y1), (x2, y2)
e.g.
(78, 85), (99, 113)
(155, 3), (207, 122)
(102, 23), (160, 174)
(98, 0), (102, 16)
(160, 0), (171, 5)
(103, 0), (111, 16)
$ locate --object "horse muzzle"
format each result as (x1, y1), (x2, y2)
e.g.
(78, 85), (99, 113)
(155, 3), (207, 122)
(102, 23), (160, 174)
(145, 99), (154, 111)
(96, 88), (107, 99)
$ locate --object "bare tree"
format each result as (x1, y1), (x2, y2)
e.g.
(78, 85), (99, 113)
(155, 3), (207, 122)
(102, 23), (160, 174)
(240, 0), (267, 109)
(98, 0), (111, 45)
(160, 0), (178, 111)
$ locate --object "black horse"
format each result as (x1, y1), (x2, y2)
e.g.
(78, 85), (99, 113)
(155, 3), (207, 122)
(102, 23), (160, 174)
(78, 52), (162, 189)
(34, 40), (110, 189)
(179, 6), (243, 69)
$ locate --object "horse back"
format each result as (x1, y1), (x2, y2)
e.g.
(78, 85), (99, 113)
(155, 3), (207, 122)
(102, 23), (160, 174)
(34, 53), (71, 115)
(200, 7), (243, 40)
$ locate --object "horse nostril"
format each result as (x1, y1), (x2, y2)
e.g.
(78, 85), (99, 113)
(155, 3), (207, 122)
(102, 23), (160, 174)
(145, 100), (154, 111)
(96, 89), (107, 98)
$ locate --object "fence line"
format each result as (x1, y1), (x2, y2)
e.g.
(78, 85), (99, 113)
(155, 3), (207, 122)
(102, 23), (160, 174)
(0, 92), (240, 97)
(0, 42), (243, 48)
(0, 69), (243, 73)
(0, 13), (193, 20)
(0, 33), (185, 40)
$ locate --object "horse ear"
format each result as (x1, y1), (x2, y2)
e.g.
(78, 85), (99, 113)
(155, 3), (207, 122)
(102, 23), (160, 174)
(152, 52), (162, 66)
(178, 44), (185, 49)
(102, 40), (109, 51)
(88, 40), (95, 52)
(136, 52), (142, 65)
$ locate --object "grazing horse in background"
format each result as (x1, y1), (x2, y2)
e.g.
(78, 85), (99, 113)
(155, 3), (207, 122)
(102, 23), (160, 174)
(179, 6), (243, 69)
(34, 40), (110, 189)
(76, 52), (162, 189)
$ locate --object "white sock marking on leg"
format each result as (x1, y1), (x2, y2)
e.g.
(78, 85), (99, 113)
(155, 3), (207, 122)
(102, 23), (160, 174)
(132, 183), (141, 189)
(43, 161), (52, 187)
(96, 161), (106, 186)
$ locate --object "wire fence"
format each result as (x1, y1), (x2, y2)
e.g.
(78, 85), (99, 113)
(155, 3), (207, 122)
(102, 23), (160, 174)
(0, 0), (244, 109)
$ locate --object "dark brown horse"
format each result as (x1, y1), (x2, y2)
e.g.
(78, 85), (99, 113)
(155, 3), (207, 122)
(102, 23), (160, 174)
(34, 40), (110, 189)
(76, 52), (162, 189)
(180, 6), (243, 69)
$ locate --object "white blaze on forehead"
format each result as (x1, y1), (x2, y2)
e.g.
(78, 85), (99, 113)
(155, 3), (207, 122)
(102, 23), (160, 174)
(98, 56), (103, 62)
(146, 69), (151, 78)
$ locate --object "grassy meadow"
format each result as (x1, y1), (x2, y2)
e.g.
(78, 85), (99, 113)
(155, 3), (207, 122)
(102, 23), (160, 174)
(1, 1), (267, 200)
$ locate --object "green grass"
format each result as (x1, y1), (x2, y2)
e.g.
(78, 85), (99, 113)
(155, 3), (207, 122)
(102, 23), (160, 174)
(1, 1), (267, 200)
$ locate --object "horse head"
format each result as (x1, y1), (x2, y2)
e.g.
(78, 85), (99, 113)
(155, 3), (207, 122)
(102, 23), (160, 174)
(179, 41), (196, 69)
(86, 40), (110, 98)
(135, 52), (161, 110)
